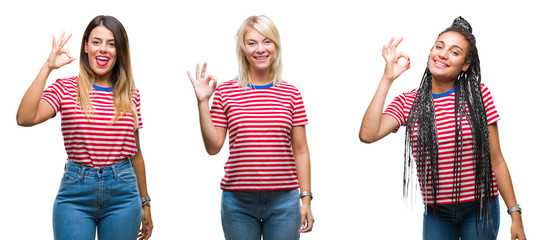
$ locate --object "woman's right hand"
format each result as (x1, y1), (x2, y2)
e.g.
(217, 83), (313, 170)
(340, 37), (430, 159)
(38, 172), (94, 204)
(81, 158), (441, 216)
(382, 37), (410, 83)
(187, 62), (217, 103)
(45, 32), (76, 70)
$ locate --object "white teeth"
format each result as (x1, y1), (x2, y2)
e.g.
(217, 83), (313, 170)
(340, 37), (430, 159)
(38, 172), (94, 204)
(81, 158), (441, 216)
(435, 61), (446, 67)
(255, 56), (267, 60)
(97, 57), (109, 61)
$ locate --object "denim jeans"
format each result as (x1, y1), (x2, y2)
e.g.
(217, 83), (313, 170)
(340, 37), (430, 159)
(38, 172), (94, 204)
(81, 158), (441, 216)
(221, 189), (301, 240)
(422, 197), (500, 240)
(52, 159), (142, 240)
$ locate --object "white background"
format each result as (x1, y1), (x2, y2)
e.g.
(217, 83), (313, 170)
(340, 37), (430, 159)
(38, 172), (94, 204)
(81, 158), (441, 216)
(1, 0), (551, 239)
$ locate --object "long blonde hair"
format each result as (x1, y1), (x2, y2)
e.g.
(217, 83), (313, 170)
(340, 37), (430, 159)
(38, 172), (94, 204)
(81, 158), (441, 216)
(236, 15), (283, 87)
(77, 15), (137, 126)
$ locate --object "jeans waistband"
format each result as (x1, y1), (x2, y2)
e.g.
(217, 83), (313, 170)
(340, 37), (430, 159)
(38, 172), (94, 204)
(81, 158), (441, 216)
(65, 158), (133, 177)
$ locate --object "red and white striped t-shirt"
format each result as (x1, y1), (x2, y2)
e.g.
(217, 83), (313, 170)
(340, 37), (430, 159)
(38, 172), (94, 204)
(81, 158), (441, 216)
(384, 84), (500, 205)
(211, 80), (309, 191)
(41, 76), (143, 167)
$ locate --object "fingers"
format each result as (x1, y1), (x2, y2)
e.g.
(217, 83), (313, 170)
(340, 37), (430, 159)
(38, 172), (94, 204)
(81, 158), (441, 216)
(386, 37), (394, 50)
(382, 37), (394, 58)
(60, 32), (72, 48)
(392, 37), (403, 50)
(397, 51), (411, 69)
(200, 62), (207, 80)
(187, 70), (195, 85)
(52, 35), (56, 49)
(299, 214), (314, 233)
(206, 75), (218, 90)
(61, 49), (76, 63)
(138, 223), (153, 240)
(195, 63), (200, 80)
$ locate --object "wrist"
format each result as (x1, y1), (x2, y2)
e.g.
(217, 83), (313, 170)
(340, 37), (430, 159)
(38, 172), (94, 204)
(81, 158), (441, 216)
(299, 191), (313, 205)
(507, 204), (521, 215)
(141, 195), (151, 208)
(197, 99), (210, 106)
(510, 211), (522, 220)
(42, 62), (54, 73)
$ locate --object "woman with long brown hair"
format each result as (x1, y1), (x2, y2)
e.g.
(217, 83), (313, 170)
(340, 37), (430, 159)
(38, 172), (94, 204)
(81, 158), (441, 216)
(16, 15), (153, 240)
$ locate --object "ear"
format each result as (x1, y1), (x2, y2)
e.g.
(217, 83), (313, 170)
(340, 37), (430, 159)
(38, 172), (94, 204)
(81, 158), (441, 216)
(462, 60), (471, 71)
(84, 40), (88, 53)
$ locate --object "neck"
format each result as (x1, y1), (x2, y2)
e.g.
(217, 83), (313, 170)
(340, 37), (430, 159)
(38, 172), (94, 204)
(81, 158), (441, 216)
(431, 76), (455, 94)
(94, 76), (113, 88)
(250, 69), (272, 85)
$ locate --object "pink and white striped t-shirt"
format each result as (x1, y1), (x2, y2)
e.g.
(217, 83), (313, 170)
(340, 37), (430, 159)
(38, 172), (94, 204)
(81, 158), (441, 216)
(41, 76), (143, 167)
(211, 80), (308, 191)
(384, 83), (500, 205)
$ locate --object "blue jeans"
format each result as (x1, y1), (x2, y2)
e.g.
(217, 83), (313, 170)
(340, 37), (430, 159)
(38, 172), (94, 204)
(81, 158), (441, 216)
(221, 189), (301, 240)
(423, 197), (500, 240)
(52, 159), (142, 240)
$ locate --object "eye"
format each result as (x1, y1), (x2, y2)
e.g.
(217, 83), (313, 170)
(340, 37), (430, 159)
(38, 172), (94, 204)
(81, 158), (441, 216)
(264, 40), (272, 44)
(108, 42), (116, 47)
(92, 41), (100, 45)
(247, 42), (256, 46)
(435, 45), (442, 50)
(452, 51), (459, 56)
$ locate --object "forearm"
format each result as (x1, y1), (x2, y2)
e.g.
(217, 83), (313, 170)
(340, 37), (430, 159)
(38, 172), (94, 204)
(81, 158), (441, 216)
(197, 101), (224, 155)
(494, 160), (518, 209)
(493, 159), (524, 233)
(132, 152), (149, 199)
(16, 63), (53, 126)
(295, 151), (311, 207)
(359, 77), (394, 143)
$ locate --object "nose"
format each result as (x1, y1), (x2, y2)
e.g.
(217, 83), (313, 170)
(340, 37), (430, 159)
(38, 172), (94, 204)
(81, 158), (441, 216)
(437, 49), (448, 59)
(255, 43), (266, 53)
(99, 43), (108, 52)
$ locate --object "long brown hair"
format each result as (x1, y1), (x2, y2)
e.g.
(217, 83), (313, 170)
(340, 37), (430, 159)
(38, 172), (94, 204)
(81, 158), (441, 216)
(77, 15), (137, 126)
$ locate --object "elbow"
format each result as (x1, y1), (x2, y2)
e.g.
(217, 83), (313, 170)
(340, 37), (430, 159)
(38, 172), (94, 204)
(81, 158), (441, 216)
(16, 117), (32, 127)
(207, 149), (220, 156)
(359, 133), (377, 144)
(206, 145), (223, 156)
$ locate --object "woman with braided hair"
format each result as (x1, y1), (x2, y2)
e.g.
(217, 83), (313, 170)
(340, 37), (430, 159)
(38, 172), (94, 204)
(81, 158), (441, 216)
(359, 17), (526, 239)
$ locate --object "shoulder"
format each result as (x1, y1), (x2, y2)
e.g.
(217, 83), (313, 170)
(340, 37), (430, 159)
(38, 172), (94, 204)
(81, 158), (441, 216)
(480, 83), (490, 92)
(48, 76), (78, 92)
(396, 88), (418, 100)
(216, 79), (240, 91)
(57, 76), (79, 86)
(479, 83), (496, 103)
(276, 81), (302, 95)
(132, 88), (141, 99)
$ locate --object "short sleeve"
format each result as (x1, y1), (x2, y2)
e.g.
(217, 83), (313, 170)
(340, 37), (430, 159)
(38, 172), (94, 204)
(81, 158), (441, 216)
(133, 89), (144, 130)
(292, 90), (309, 127)
(481, 84), (500, 125)
(41, 78), (66, 116)
(384, 93), (409, 128)
(210, 89), (228, 128)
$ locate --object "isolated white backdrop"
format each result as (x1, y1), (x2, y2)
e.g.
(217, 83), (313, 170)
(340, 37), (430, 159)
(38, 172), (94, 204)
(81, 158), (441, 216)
(1, 0), (551, 239)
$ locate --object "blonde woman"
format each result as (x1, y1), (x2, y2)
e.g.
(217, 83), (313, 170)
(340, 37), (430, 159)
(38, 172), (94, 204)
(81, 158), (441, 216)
(188, 15), (314, 240)
(16, 15), (152, 240)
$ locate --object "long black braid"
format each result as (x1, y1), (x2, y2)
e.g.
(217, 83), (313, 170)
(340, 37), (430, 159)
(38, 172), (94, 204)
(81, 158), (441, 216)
(404, 17), (495, 230)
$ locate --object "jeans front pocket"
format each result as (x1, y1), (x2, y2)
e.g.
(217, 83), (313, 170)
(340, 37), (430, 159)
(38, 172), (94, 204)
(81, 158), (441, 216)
(61, 170), (80, 185)
(116, 166), (137, 183)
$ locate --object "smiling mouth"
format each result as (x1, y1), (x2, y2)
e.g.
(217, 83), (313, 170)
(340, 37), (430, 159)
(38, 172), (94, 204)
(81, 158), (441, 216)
(434, 60), (448, 67)
(254, 56), (268, 60)
(96, 56), (110, 66)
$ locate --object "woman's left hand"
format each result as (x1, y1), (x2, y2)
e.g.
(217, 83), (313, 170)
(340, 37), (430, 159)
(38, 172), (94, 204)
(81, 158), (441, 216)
(138, 206), (153, 240)
(511, 214), (526, 240)
(299, 203), (314, 233)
